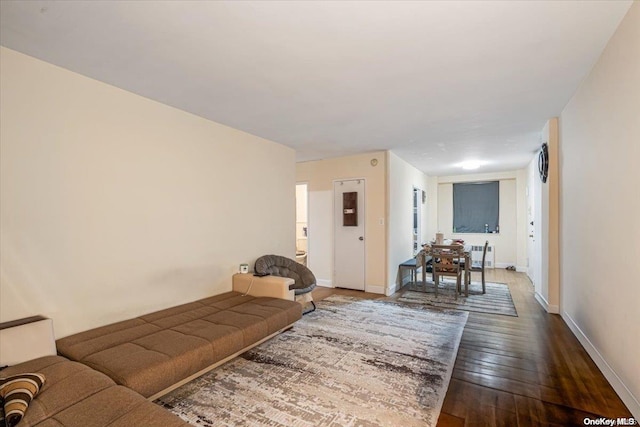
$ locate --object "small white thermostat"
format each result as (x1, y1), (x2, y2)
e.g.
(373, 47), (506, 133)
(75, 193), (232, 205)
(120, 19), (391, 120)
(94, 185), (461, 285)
(239, 264), (249, 274)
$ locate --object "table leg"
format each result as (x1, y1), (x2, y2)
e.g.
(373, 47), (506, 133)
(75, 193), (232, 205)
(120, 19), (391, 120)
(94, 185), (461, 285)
(422, 253), (426, 285)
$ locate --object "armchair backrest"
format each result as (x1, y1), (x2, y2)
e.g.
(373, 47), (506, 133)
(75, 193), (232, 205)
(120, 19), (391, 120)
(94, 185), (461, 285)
(254, 255), (316, 290)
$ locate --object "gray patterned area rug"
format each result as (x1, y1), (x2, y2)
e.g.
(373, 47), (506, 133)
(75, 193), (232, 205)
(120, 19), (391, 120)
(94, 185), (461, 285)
(155, 295), (468, 427)
(399, 280), (518, 317)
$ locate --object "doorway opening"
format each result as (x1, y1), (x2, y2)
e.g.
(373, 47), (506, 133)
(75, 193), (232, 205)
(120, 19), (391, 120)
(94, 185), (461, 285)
(413, 187), (422, 255)
(295, 183), (308, 266)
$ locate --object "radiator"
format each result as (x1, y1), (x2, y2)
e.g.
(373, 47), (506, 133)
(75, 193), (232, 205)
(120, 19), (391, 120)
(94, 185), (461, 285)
(470, 245), (494, 268)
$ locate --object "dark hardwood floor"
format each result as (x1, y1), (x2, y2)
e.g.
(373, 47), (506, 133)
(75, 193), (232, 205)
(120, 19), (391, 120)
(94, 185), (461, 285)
(311, 269), (632, 426)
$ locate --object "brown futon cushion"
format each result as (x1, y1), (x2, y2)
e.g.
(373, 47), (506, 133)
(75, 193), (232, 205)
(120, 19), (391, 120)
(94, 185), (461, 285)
(56, 292), (302, 398)
(0, 356), (187, 427)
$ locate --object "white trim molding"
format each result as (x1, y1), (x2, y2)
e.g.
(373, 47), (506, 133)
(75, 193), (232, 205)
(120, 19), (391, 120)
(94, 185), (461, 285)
(316, 279), (333, 288)
(365, 284), (386, 295)
(386, 283), (399, 296)
(534, 292), (559, 314)
(534, 292), (548, 311)
(494, 262), (513, 270)
(563, 312), (640, 419)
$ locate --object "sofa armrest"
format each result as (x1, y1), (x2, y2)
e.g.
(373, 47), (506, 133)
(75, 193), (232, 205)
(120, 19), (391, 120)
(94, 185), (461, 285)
(0, 316), (57, 366)
(232, 274), (295, 301)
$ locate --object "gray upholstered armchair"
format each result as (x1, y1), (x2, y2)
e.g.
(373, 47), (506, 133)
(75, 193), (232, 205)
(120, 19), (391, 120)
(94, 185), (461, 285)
(254, 254), (317, 313)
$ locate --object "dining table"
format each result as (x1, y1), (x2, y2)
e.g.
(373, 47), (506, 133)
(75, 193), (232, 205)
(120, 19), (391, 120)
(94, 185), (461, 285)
(419, 241), (472, 297)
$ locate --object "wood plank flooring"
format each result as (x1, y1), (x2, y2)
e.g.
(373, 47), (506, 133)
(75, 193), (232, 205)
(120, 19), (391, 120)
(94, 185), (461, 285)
(311, 269), (632, 426)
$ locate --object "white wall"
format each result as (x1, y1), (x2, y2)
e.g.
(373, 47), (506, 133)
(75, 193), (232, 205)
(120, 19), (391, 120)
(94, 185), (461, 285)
(559, 3), (639, 417)
(296, 152), (387, 293)
(0, 48), (296, 338)
(436, 171), (527, 270)
(387, 152), (429, 293)
(425, 175), (440, 242)
(306, 189), (333, 286)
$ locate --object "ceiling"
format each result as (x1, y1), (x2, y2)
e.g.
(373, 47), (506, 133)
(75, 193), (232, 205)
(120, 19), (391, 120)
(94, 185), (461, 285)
(0, 1), (632, 176)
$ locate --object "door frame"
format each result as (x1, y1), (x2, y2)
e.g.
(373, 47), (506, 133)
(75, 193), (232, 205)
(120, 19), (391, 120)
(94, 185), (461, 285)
(332, 178), (366, 290)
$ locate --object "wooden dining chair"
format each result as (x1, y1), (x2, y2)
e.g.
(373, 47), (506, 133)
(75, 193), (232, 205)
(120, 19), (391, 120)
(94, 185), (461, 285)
(462, 240), (488, 294)
(431, 244), (465, 299)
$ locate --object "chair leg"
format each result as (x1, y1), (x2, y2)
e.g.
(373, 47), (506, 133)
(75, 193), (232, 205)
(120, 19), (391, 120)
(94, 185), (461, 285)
(434, 274), (439, 297)
(481, 268), (486, 294)
(303, 300), (316, 315)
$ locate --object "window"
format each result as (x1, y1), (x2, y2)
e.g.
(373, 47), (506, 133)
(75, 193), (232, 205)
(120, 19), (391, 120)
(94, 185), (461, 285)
(453, 181), (499, 233)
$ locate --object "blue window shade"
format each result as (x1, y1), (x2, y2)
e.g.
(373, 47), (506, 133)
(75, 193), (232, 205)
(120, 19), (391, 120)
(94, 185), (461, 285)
(453, 181), (499, 233)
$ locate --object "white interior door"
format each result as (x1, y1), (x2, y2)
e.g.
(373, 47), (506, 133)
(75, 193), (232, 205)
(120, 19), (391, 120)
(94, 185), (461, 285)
(527, 183), (535, 281)
(530, 171), (543, 296)
(334, 179), (365, 290)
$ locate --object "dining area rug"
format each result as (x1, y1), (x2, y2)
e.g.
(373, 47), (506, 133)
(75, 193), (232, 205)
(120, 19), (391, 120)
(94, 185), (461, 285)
(156, 295), (468, 427)
(399, 280), (518, 317)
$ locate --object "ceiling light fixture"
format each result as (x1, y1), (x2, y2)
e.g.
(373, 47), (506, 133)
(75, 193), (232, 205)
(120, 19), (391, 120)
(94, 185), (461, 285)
(459, 160), (483, 170)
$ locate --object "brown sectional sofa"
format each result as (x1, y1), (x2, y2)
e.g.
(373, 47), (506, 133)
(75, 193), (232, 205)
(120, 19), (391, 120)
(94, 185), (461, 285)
(1, 355), (187, 427)
(2, 287), (302, 426)
(56, 291), (302, 399)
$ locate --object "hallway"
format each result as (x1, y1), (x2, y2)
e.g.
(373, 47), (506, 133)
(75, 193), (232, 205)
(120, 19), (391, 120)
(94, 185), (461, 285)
(312, 269), (632, 426)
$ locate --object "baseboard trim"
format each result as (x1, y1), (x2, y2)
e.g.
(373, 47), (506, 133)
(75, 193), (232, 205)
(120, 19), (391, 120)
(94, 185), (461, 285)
(317, 279), (333, 288)
(547, 304), (559, 314)
(496, 263), (526, 272)
(534, 292), (548, 311)
(534, 292), (559, 314)
(535, 292), (560, 314)
(562, 311), (640, 419)
(386, 283), (398, 296)
(365, 285), (385, 295)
